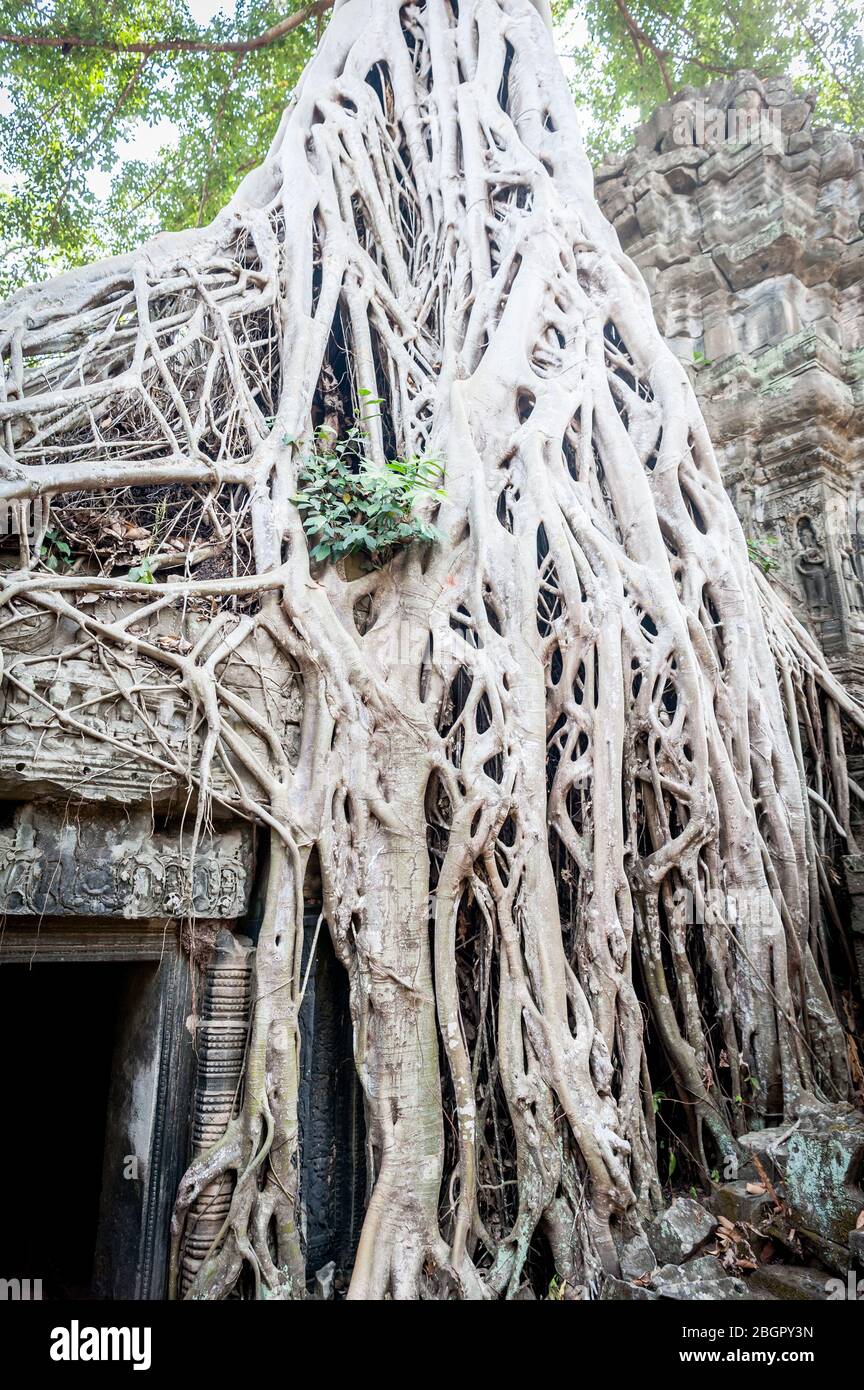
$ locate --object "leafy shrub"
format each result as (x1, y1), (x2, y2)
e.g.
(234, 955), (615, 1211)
(39, 527), (72, 572)
(290, 394), (443, 566)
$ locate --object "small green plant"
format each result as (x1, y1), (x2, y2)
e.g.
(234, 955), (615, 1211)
(652, 1088), (667, 1114)
(691, 348), (713, 369)
(291, 393), (444, 566)
(39, 527), (72, 572)
(128, 559), (155, 584)
(127, 498), (167, 583)
(747, 536), (779, 574)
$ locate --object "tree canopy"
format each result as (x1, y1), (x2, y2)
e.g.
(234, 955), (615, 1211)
(1, 0), (861, 294)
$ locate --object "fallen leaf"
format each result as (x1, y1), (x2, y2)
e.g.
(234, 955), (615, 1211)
(746, 1182), (767, 1195)
(156, 634), (192, 653)
(856, 1210), (864, 1231)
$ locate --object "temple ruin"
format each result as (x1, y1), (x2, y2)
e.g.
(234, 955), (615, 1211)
(595, 73), (864, 693)
(1, 37), (862, 1300)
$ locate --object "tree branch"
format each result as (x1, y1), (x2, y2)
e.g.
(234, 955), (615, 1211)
(0, 1), (334, 57)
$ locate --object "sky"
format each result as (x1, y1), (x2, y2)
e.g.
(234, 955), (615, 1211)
(87, 0), (227, 198)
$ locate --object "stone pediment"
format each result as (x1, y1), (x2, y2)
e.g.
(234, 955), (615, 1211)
(0, 802), (252, 918)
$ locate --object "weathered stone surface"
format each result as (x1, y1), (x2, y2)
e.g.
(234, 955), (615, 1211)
(646, 1196), (718, 1263)
(179, 931), (254, 1294)
(620, 1232), (657, 1281)
(736, 1126), (794, 1182)
(0, 803), (252, 918)
(0, 597), (302, 806)
(595, 74), (864, 697)
(607, 1251), (751, 1300)
(748, 1263), (837, 1300)
(710, 1180), (773, 1226)
(841, 853), (864, 996)
(734, 1116), (864, 1271)
(784, 1114), (864, 1252)
(653, 1255), (721, 1288)
(314, 1261), (336, 1300)
(600, 1276), (660, 1300)
(655, 1273), (750, 1301)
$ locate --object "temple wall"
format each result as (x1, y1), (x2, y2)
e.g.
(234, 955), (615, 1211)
(594, 73), (864, 693)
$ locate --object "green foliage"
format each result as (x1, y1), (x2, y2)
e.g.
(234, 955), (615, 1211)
(128, 558), (155, 583)
(0, 2), (320, 295)
(39, 527), (72, 571)
(291, 395), (444, 567)
(746, 535), (779, 574)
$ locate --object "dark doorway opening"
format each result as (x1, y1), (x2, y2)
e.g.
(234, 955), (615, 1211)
(0, 960), (164, 1299)
(299, 917), (366, 1290)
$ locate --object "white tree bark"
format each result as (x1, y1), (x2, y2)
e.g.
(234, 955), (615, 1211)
(1, 0), (861, 1299)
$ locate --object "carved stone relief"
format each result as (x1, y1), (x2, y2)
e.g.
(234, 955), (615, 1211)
(0, 803), (252, 918)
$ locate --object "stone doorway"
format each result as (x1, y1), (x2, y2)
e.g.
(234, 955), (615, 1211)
(0, 931), (194, 1300)
(1, 961), (126, 1298)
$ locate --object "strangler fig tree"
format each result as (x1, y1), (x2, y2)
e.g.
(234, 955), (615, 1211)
(1, 0), (861, 1299)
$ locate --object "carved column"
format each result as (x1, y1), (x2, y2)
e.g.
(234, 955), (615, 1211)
(843, 855), (864, 997)
(179, 929), (254, 1296)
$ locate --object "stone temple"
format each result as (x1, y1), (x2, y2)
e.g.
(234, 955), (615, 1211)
(595, 72), (864, 1052)
(1, 69), (862, 1301)
(595, 72), (864, 696)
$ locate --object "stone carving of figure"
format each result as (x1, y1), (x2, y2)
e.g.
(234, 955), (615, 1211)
(794, 517), (832, 614)
(840, 544), (864, 610)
